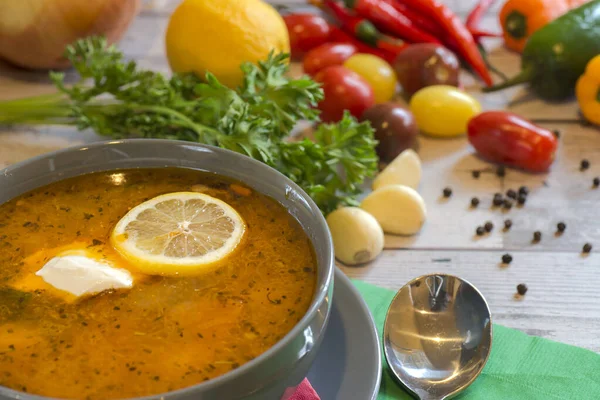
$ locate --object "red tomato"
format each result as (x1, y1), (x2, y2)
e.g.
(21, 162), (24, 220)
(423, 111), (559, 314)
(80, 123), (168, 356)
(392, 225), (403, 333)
(283, 13), (332, 59)
(303, 43), (358, 76)
(314, 66), (375, 123)
(467, 111), (558, 172)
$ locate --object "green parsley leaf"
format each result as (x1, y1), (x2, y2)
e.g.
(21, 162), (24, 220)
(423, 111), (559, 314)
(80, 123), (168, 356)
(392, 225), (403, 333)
(0, 36), (377, 214)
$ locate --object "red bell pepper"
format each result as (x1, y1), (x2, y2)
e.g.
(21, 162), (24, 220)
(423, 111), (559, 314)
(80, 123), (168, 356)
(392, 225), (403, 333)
(467, 111), (558, 172)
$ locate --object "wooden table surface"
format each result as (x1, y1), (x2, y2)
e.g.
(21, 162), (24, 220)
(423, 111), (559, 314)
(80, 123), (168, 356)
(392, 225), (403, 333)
(1, 0), (599, 352)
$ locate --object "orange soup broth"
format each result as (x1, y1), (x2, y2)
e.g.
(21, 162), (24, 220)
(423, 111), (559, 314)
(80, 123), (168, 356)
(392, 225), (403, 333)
(0, 168), (317, 399)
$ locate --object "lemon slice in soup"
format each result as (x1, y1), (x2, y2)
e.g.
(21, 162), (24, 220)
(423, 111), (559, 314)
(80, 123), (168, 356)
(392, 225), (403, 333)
(111, 192), (245, 275)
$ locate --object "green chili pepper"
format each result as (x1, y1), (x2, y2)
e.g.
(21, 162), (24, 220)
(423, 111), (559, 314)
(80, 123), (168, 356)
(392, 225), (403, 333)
(485, 0), (600, 100)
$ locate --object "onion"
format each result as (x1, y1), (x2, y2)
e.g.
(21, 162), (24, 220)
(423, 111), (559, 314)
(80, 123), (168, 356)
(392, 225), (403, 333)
(0, 0), (141, 69)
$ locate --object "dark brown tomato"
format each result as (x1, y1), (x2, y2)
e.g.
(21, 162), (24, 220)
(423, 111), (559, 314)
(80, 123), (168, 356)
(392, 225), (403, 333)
(393, 44), (460, 97)
(360, 102), (418, 164)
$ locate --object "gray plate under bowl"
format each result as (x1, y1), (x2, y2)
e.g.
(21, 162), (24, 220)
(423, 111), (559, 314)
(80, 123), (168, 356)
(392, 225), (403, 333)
(308, 268), (382, 400)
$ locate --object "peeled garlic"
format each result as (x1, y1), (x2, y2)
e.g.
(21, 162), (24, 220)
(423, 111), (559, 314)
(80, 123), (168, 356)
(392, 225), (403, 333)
(326, 207), (384, 265)
(361, 185), (426, 235)
(373, 149), (422, 191)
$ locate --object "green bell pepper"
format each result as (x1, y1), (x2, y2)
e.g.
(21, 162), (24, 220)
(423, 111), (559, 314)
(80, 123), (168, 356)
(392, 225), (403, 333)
(485, 0), (600, 101)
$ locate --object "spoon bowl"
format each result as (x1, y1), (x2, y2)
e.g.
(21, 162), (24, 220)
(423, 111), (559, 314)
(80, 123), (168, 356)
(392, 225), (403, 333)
(383, 274), (492, 400)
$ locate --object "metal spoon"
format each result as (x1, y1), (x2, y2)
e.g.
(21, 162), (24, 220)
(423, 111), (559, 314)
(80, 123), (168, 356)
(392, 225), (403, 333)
(383, 274), (492, 400)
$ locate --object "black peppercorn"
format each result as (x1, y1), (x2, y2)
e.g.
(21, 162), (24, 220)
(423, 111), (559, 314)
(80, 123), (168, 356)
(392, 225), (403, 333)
(502, 254), (512, 264)
(484, 222), (494, 232)
(557, 222), (566, 233)
(583, 243), (592, 253)
(506, 189), (517, 199)
(496, 166), (506, 177)
(533, 231), (542, 242)
(593, 177), (600, 187)
(518, 186), (529, 196)
(503, 200), (513, 210)
(504, 219), (512, 230)
(443, 187), (452, 198)
(517, 195), (527, 205)
(581, 159), (590, 170)
(516, 283), (528, 296)
(471, 197), (480, 207)
(472, 170), (480, 179)
(476, 226), (485, 236)
(493, 193), (503, 206)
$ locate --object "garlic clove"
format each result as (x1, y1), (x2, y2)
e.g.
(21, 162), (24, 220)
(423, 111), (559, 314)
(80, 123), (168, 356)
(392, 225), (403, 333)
(326, 207), (384, 266)
(361, 185), (426, 235)
(372, 149), (422, 191)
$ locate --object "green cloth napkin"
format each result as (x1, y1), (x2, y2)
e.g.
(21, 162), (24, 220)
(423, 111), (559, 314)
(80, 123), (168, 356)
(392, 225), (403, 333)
(352, 280), (600, 400)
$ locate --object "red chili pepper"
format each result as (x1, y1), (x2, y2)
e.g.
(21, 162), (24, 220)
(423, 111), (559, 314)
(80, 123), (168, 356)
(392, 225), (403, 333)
(466, 0), (496, 29)
(381, 0), (443, 36)
(323, 0), (408, 57)
(466, 0), (501, 41)
(467, 111), (558, 172)
(344, 0), (441, 44)
(469, 28), (502, 39)
(328, 26), (397, 63)
(396, 0), (493, 86)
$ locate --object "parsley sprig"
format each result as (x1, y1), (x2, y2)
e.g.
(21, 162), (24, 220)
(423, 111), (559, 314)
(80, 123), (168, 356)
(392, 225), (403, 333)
(0, 37), (378, 214)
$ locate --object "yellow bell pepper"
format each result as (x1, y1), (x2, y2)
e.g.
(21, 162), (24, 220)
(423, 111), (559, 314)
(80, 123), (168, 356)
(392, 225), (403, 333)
(576, 55), (600, 125)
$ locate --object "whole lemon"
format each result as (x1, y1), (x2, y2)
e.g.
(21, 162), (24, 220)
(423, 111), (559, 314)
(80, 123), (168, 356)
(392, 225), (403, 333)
(166, 0), (290, 88)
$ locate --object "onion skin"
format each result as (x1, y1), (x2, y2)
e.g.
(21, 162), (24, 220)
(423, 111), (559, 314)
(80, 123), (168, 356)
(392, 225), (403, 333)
(0, 0), (141, 69)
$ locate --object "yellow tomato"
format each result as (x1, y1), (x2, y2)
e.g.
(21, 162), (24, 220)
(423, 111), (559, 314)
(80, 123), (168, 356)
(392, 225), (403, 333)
(343, 53), (397, 103)
(409, 85), (481, 137)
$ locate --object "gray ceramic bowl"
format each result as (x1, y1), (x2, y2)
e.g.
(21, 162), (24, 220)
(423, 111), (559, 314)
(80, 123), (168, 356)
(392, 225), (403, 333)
(0, 139), (335, 400)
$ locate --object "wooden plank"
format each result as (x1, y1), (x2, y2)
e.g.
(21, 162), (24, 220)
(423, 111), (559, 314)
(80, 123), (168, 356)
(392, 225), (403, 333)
(383, 120), (600, 253)
(340, 250), (600, 352)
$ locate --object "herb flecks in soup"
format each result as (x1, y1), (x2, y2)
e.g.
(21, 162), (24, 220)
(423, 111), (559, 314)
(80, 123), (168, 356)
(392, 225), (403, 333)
(0, 169), (317, 399)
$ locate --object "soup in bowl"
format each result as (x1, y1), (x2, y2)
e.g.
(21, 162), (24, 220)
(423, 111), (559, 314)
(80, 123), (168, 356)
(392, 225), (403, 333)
(0, 140), (334, 400)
